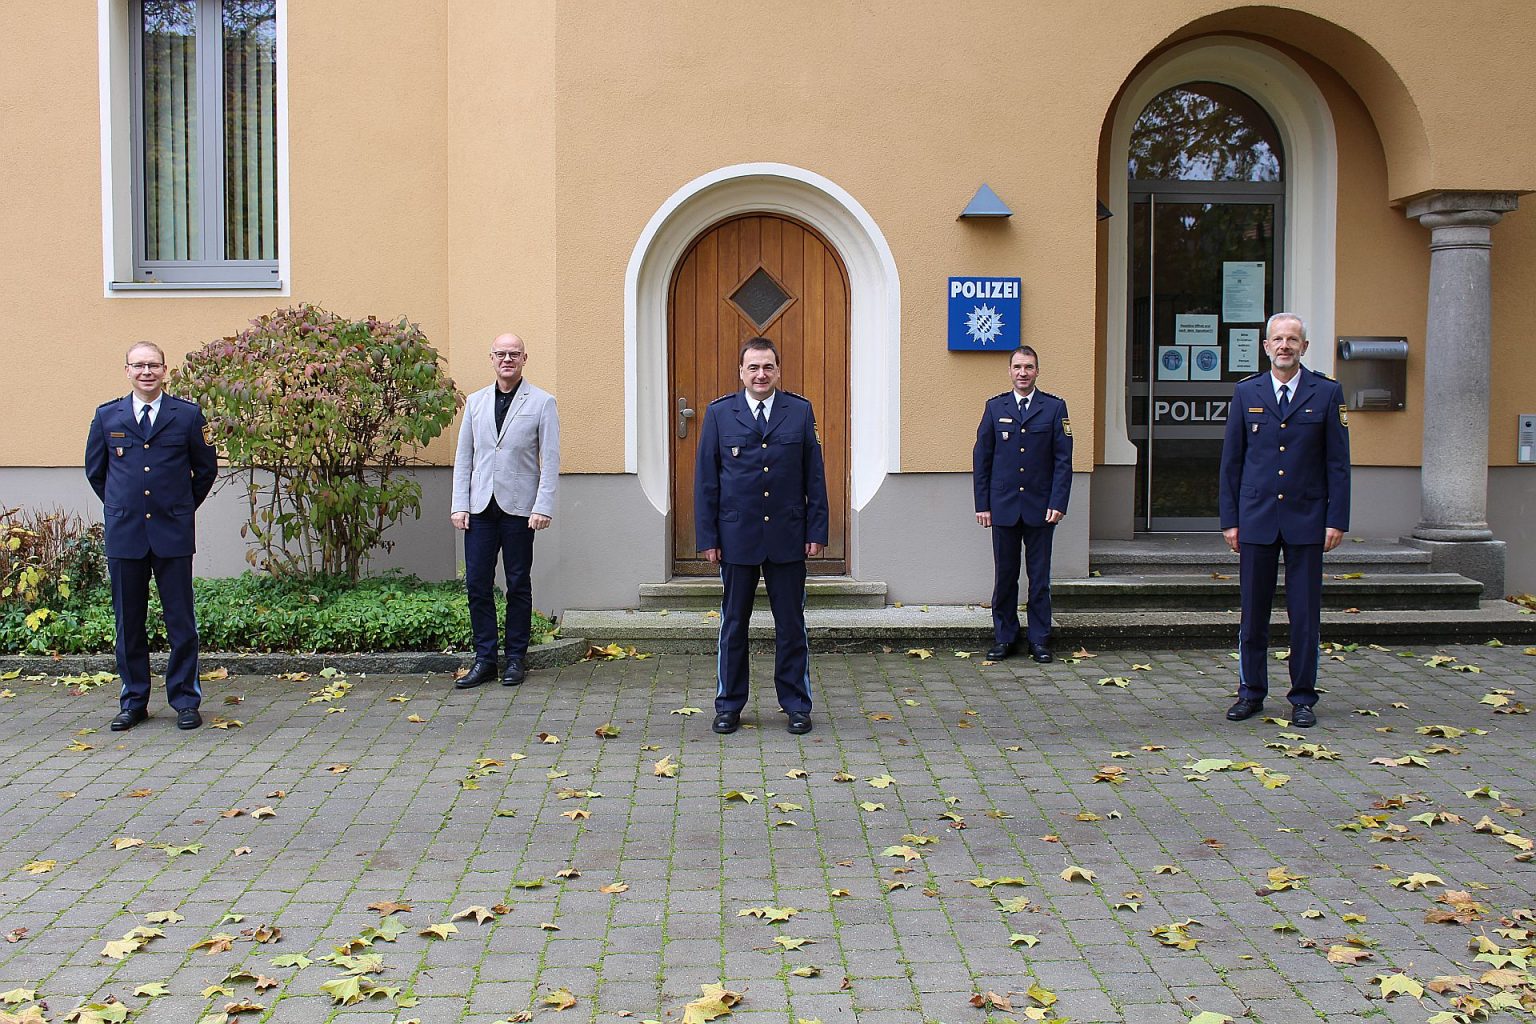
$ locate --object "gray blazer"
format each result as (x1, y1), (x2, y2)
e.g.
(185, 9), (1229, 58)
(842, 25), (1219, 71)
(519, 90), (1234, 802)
(451, 382), (560, 518)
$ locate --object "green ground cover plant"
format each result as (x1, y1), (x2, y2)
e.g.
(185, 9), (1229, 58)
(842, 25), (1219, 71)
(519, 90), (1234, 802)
(1, 508), (550, 654)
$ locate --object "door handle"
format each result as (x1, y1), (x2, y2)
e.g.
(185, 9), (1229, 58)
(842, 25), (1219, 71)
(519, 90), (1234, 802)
(676, 396), (695, 438)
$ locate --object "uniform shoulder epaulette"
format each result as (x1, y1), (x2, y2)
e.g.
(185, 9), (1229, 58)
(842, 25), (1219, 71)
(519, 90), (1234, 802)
(1237, 371), (1264, 382)
(1310, 369), (1335, 381)
(992, 391), (1013, 401)
(708, 393), (737, 407)
(1035, 389), (1061, 402)
(96, 396), (123, 410)
(778, 389), (811, 404)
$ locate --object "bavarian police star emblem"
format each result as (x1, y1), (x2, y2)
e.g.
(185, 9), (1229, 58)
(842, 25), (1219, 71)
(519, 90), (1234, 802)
(1338, 404), (1349, 427)
(1062, 418), (1072, 437)
(202, 424), (216, 447)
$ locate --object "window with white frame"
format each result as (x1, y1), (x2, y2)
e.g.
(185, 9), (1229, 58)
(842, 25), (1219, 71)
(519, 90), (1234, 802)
(131, 0), (278, 284)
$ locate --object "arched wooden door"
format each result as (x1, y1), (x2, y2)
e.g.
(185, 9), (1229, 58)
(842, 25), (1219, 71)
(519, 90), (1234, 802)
(669, 213), (850, 576)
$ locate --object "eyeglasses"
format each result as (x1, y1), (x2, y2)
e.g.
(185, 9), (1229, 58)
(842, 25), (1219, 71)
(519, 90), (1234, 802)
(490, 352), (525, 362)
(127, 362), (165, 371)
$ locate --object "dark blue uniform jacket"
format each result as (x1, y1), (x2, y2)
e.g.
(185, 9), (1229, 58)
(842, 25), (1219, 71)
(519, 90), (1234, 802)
(1218, 366), (1350, 545)
(694, 391), (829, 565)
(972, 390), (1073, 527)
(85, 394), (218, 559)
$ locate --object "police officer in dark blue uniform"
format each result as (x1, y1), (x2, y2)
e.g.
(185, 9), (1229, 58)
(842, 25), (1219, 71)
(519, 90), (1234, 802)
(1219, 313), (1350, 729)
(85, 342), (218, 731)
(695, 337), (829, 736)
(973, 345), (1073, 663)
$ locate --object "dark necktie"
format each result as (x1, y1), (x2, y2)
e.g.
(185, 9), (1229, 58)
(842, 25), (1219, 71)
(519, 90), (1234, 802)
(139, 404), (152, 433)
(1278, 383), (1291, 417)
(755, 401), (767, 432)
(1019, 396), (1030, 418)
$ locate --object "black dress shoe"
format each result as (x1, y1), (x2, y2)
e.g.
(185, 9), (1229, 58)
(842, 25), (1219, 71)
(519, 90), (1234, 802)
(786, 711), (813, 735)
(1291, 705), (1317, 728)
(501, 660), (526, 686)
(1029, 645), (1054, 664)
(1226, 698), (1264, 722)
(110, 708), (146, 732)
(455, 660), (496, 689)
(986, 643), (1013, 661)
(177, 707), (202, 730)
(712, 711), (740, 735)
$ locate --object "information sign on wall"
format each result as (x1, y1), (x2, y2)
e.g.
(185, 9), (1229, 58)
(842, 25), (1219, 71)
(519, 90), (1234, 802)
(948, 277), (1021, 350)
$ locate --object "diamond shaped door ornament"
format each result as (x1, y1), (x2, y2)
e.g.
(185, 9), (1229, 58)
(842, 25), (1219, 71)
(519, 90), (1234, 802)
(729, 266), (794, 330)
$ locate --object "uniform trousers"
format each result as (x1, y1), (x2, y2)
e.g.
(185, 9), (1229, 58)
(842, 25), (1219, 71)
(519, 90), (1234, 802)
(465, 498), (535, 663)
(716, 559), (812, 715)
(990, 521), (1055, 648)
(109, 553), (201, 712)
(1237, 539), (1322, 707)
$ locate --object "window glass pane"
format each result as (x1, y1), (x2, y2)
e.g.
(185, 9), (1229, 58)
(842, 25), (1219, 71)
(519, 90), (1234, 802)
(141, 0), (202, 261)
(223, 0), (278, 260)
(1128, 83), (1283, 182)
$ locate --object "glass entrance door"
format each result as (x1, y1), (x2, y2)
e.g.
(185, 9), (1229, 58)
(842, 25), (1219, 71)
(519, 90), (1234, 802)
(1129, 194), (1280, 529)
(1125, 80), (1287, 531)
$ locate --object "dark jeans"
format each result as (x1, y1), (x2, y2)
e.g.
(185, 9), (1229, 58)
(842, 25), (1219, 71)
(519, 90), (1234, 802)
(464, 499), (535, 663)
(109, 553), (201, 711)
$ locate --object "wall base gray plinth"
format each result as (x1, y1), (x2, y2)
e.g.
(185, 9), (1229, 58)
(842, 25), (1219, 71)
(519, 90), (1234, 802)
(1400, 537), (1506, 598)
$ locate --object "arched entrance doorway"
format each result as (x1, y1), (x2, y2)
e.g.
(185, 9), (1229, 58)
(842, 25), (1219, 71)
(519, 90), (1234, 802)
(1128, 82), (1285, 531)
(667, 213), (850, 575)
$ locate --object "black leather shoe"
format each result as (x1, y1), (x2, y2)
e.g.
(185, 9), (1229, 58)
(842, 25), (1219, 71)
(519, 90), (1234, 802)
(1029, 645), (1054, 664)
(177, 707), (202, 730)
(501, 660), (526, 686)
(712, 711), (740, 735)
(1291, 705), (1317, 729)
(1226, 698), (1264, 722)
(455, 660), (496, 689)
(786, 711), (812, 735)
(110, 708), (146, 732)
(986, 643), (1013, 661)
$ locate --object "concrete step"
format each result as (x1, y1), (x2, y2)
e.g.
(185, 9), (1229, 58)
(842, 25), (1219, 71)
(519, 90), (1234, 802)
(636, 576), (887, 610)
(558, 600), (1536, 654)
(1091, 535), (1433, 576)
(1053, 572), (1483, 612)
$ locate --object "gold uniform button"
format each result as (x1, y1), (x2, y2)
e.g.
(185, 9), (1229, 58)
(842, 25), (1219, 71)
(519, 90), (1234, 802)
(761, 443), (768, 449)
(762, 466), (769, 473)
(763, 491), (769, 497)
(763, 515), (770, 521)
(143, 466), (150, 472)
(1279, 445), (1286, 452)
(1277, 494), (1285, 500)
(144, 489), (151, 496)
(1018, 486), (1025, 491)
(145, 513), (152, 519)
(144, 443), (150, 449)
(1280, 423), (1287, 429)
(1277, 470), (1285, 476)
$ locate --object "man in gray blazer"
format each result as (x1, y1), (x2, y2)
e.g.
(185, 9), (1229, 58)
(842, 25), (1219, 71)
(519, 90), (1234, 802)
(451, 333), (560, 688)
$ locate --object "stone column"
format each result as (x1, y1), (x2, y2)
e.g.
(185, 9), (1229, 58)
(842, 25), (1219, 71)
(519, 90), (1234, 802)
(1402, 191), (1518, 596)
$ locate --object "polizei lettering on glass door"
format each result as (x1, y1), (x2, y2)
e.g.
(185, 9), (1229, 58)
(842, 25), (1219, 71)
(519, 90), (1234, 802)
(1153, 398), (1230, 426)
(948, 277), (1022, 351)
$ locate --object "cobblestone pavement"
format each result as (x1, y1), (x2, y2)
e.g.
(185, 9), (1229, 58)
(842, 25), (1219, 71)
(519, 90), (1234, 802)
(1, 642), (1535, 1024)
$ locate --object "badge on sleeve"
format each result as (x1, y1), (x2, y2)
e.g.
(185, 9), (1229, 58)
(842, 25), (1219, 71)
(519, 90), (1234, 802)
(202, 424), (216, 447)
(1338, 404), (1349, 427)
(1061, 418), (1072, 437)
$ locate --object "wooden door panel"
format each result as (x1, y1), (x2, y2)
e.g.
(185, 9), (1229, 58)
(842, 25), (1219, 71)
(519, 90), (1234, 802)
(670, 214), (849, 576)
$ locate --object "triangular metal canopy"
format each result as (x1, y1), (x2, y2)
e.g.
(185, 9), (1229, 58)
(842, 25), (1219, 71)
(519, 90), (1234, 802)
(959, 183), (1012, 219)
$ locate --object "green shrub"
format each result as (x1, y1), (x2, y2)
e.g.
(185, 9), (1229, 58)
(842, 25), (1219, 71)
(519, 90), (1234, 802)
(0, 506), (107, 643)
(172, 304), (463, 581)
(0, 572), (553, 655)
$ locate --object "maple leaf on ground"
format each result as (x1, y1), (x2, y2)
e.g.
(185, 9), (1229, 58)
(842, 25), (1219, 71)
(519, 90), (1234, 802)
(653, 755), (679, 778)
(1374, 973), (1425, 1000)
(1327, 945), (1374, 964)
(452, 905), (497, 924)
(542, 987), (578, 1011)
(680, 983), (743, 1024)
(1060, 865), (1095, 882)
(190, 933), (235, 955)
(367, 900), (412, 916)
(599, 882), (629, 894)
(419, 923), (457, 939)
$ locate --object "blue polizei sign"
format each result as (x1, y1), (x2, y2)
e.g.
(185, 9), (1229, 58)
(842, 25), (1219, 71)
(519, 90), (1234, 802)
(948, 277), (1021, 351)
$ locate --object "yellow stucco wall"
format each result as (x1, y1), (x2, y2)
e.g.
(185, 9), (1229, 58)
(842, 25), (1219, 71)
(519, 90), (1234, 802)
(3, 1), (1533, 474)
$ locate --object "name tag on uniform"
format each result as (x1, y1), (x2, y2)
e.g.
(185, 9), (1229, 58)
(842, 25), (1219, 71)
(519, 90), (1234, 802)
(1247, 407), (1264, 414)
(998, 417), (1013, 423)
(109, 431), (126, 438)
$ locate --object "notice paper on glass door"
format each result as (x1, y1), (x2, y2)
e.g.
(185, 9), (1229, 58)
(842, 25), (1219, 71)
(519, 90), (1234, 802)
(1229, 328), (1260, 373)
(1222, 261), (1266, 322)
